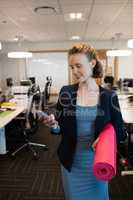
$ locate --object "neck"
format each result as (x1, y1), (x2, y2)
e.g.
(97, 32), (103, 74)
(79, 77), (99, 92)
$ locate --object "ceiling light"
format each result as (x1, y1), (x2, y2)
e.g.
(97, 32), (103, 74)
(71, 36), (80, 40)
(76, 13), (82, 19)
(13, 37), (19, 41)
(127, 39), (133, 48)
(0, 42), (2, 50)
(69, 12), (83, 20)
(106, 50), (132, 57)
(8, 35), (32, 58)
(69, 13), (76, 19)
(8, 52), (32, 58)
(107, 33), (132, 57)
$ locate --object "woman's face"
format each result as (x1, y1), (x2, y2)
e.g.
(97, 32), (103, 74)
(69, 53), (94, 83)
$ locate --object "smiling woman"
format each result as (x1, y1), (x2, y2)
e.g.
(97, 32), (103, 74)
(68, 44), (103, 85)
(41, 43), (127, 200)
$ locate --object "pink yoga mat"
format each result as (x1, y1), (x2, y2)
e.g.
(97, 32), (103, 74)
(93, 123), (117, 181)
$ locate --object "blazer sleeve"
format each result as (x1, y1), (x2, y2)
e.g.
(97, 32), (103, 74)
(50, 86), (64, 135)
(110, 92), (127, 143)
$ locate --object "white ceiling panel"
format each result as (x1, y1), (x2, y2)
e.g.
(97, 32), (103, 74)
(62, 4), (92, 14)
(60, 0), (93, 5)
(0, 10), (9, 21)
(85, 24), (107, 40)
(0, 0), (133, 42)
(17, 15), (65, 30)
(0, 29), (23, 41)
(22, 0), (61, 13)
(115, 4), (133, 23)
(22, 30), (67, 42)
(88, 4), (127, 25)
(85, 4), (122, 40)
(94, 0), (127, 4)
(22, 0), (59, 8)
(66, 22), (86, 38)
(0, 8), (31, 20)
(102, 22), (133, 40)
(0, 0), (24, 8)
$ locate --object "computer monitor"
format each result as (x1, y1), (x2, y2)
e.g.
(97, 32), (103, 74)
(6, 77), (13, 87)
(123, 78), (133, 87)
(20, 80), (31, 86)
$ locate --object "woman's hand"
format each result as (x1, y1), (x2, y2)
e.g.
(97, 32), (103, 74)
(91, 137), (99, 151)
(43, 114), (58, 128)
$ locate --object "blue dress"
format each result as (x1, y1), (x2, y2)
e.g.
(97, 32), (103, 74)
(61, 105), (109, 200)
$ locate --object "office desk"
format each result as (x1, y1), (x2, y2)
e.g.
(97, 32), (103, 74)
(118, 95), (133, 176)
(0, 94), (33, 154)
(0, 107), (25, 129)
(118, 94), (133, 123)
(0, 106), (25, 154)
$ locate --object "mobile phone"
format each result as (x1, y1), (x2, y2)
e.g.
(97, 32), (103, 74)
(36, 110), (49, 120)
(36, 111), (59, 130)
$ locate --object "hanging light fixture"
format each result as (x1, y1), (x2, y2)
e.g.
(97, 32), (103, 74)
(127, 39), (133, 48)
(8, 51), (32, 58)
(7, 36), (32, 58)
(106, 33), (132, 57)
(106, 49), (132, 57)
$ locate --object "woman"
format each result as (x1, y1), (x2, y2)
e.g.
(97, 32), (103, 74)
(43, 43), (127, 200)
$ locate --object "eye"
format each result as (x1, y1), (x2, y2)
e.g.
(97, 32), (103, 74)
(76, 64), (82, 68)
(69, 63), (82, 70)
(69, 65), (74, 70)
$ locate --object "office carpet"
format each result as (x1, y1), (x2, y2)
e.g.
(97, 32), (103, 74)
(0, 123), (133, 200)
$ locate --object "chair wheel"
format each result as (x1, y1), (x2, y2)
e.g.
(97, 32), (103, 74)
(25, 145), (30, 151)
(33, 152), (39, 160)
(11, 154), (16, 159)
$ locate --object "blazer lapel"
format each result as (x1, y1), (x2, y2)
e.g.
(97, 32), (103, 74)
(94, 86), (109, 138)
(70, 83), (78, 110)
(69, 84), (108, 139)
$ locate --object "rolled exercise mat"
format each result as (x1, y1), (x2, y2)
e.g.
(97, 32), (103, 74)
(93, 123), (117, 181)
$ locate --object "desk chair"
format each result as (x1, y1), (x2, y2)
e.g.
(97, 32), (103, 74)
(11, 95), (48, 159)
(118, 123), (133, 175)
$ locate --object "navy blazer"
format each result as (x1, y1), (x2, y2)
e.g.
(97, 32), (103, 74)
(51, 83), (127, 171)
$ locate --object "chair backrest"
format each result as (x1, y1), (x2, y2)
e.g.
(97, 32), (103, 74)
(25, 95), (38, 133)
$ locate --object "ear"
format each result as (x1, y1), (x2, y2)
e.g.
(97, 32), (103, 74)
(91, 59), (96, 68)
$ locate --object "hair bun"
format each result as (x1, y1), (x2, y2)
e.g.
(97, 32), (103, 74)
(92, 60), (103, 78)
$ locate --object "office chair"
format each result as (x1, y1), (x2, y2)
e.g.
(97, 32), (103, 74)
(11, 95), (48, 159)
(6, 77), (13, 87)
(41, 79), (53, 111)
(118, 123), (133, 176)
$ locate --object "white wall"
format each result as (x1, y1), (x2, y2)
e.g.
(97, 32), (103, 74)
(0, 40), (133, 89)
(0, 53), (26, 89)
(119, 56), (133, 79)
(0, 57), (2, 87)
(26, 52), (68, 92)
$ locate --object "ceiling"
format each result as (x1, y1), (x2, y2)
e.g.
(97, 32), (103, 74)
(0, 0), (133, 42)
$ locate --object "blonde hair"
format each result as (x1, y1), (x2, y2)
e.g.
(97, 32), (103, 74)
(68, 43), (103, 78)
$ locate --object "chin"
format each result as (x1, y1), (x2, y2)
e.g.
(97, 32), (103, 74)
(79, 77), (88, 83)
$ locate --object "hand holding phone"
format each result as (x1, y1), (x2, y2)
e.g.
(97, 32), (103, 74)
(36, 110), (58, 129)
(36, 110), (49, 120)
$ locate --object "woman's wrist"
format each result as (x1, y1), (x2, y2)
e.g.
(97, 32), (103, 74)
(51, 123), (60, 134)
(51, 122), (59, 129)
